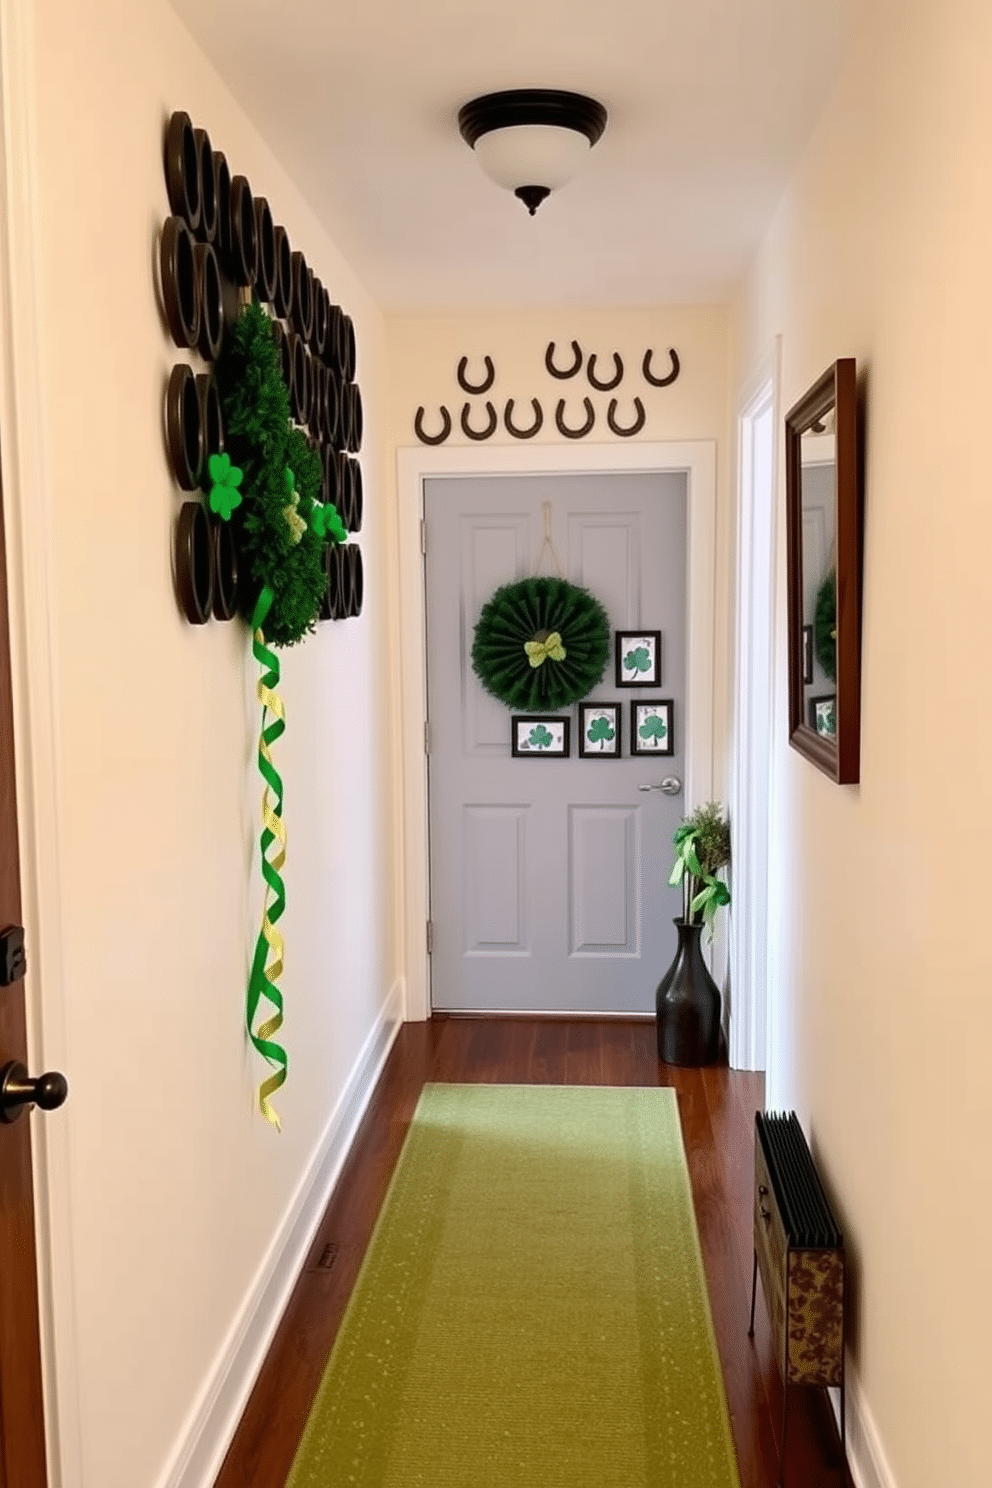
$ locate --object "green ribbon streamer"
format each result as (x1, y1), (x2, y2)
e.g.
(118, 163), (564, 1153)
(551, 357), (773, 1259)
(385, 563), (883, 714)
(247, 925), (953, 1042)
(245, 585), (288, 1130)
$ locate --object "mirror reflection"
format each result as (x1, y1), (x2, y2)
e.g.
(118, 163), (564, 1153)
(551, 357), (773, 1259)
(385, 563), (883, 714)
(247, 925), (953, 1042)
(799, 413), (837, 740)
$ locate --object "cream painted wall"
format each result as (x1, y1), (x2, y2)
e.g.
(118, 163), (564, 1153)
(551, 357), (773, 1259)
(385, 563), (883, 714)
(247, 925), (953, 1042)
(16, 1), (395, 1485)
(731, 2), (992, 1485)
(385, 304), (734, 793)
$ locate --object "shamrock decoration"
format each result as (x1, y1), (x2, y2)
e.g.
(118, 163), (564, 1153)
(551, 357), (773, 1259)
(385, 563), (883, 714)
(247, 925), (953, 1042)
(207, 451), (243, 520)
(528, 725), (554, 750)
(623, 645), (652, 676)
(587, 716), (615, 746)
(639, 712), (668, 743)
(524, 630), (567, 668)
(282, 468), (308, 546)
(311, 501), (348, 544)
(813, 699), (836, 736)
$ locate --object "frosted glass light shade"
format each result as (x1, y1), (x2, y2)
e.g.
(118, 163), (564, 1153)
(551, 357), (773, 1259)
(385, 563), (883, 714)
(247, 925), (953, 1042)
(458, 90), (607, 214)
(473, 124), (592, 194)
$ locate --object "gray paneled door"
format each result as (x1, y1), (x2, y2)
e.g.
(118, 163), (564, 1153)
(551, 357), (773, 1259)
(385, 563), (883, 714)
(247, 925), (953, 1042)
(425, 471), (688, 1014)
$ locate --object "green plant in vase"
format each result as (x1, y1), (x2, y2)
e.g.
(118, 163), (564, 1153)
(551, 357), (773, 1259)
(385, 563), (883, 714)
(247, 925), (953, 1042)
(657, 801), (731, 1067)
(668, 800), (731, 932)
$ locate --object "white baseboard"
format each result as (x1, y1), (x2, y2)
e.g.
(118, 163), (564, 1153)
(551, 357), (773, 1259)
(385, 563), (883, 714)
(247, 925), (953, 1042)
(830, 1358), (900, 1488)
(155, 979), (405, 1488)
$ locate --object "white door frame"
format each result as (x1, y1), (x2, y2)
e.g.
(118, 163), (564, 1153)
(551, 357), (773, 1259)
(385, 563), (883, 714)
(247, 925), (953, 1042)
(728, 343), (780, 1071)
(396, 440), (717, 1022)
(0, 5), (83, 1484)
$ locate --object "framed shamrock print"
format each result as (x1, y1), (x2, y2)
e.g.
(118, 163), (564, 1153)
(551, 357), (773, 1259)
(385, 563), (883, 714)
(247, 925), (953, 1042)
(511, 715), (571, 757)
(616, 630), (662, 687)
(631, 700), (674, 756)
(808, 694), (837, 738)
(578, 703), (621, 758)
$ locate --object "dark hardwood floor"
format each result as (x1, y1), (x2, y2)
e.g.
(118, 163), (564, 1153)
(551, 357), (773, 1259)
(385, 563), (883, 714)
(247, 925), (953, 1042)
(215, 1017), (849, 1488)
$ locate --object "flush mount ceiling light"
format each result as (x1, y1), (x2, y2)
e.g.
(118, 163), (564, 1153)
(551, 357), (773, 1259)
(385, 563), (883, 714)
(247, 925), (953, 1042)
(457, 89), (608, 216)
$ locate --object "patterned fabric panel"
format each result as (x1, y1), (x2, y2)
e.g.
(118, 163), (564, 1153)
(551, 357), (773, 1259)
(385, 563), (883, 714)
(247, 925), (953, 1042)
(786, 1248), (844, 1386)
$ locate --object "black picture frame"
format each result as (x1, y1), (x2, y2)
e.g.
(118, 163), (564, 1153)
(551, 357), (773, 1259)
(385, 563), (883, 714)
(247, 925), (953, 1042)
(630, 700), (674, 756)
(578, 702), (621, 758)
(802, 624), (813, 685)
(510, 715), (570, 757)
(808, 694), (836, 738)
(615, 630), (662, 687)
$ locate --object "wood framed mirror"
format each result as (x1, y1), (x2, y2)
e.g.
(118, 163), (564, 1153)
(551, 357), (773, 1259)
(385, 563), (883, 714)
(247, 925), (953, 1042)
(785, 358), (862, 782)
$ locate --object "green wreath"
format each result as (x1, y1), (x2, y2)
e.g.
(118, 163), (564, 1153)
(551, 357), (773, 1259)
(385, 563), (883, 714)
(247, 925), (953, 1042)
(814, 570), (837, 683)
(214, 300), (341, 647)
(471, 576), (611, 711)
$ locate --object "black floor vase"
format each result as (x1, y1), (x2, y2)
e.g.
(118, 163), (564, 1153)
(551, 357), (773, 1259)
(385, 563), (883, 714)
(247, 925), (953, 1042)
(655, 918), (722, 1066)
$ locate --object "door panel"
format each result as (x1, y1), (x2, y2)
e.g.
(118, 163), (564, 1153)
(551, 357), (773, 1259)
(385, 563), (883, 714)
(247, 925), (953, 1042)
(426, 471), (687, 1015)
(459, 516), (529, 754)
(568, 514), (642, 622)
(568, 806), (639, 955)
(463, 805), (529, 954)
(0, 461), (49, 1484)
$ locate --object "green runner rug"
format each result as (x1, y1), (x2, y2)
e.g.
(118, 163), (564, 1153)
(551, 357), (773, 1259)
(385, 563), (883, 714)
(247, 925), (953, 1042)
(286, 1084), (740, 1488)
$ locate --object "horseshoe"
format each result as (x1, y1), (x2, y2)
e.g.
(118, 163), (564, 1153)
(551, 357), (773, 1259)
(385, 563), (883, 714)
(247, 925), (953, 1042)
(607, 396), (646, 438)
(587, 352), (624, 391)
(504, 398), (543, 439)
(545, 340), (583, 379)
(460, 400), (498, 441)
(642, 347), (680, 387)
(414, 405), (452, 445)
(555, 397), (595, 439)
(457, 355), (496, 394)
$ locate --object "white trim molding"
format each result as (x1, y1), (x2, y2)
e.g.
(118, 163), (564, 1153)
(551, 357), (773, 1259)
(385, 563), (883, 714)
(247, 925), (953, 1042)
(833, 1358), (902, 1488)
(396, 439), (718, 1022)
(0, 6), (82, 1486)
(728, 341), (780, 1072)
(156, 980), (404, 1488)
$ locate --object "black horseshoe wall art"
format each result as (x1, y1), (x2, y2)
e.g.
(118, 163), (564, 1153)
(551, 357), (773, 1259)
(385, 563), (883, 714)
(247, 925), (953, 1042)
(546, 340), (583, 379)
(213, 151), (232, 263)
(414, 405), (452, 445)
(195, 129), (217, 244)
(607, 396), (646, 438)
(587, 351), (624, 391)
(457, 355), (496, 395)
(194, 242), (223, 362)
(164, 111), (201, 234)
(461, 401), (498, 441)
(161, 109), (367, 631)
(555, 397), (595, 439)
(175, 501), (213, 623)
(166, 362), (203, 490)
(160, 216), (200, 350)
(504, 398), (543, 439)
(197, 372), (224, 468)
(210, 516), (239, 621)
(642, 347), (681, 388)
(320, 541), (344, 621)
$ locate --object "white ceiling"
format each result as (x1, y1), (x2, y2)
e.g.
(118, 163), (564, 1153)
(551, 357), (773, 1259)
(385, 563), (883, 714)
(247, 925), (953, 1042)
(169, 0), (851, 313)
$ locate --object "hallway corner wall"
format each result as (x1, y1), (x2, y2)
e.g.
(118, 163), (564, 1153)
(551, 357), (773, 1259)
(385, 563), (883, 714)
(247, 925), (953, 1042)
(731, 2), (992, 1485)
(10, 1), (399, 1484)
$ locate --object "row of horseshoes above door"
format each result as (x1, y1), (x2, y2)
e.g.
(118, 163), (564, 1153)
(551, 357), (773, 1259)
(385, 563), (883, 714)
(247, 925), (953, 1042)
(452, 343), (679, 391)
(414, 397), (650, 444)
(415, 342), (680, 444)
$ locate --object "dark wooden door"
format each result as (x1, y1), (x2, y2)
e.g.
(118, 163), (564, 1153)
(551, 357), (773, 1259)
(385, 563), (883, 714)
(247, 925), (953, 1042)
(0, 460), (49, 1484)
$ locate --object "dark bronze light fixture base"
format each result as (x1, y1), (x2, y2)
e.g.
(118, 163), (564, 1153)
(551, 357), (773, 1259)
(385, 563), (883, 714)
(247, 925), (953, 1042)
(515, 185), (550, 215)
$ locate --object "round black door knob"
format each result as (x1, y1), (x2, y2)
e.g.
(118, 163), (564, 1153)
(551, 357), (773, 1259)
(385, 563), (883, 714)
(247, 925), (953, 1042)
(0, 1060), (68, 1123)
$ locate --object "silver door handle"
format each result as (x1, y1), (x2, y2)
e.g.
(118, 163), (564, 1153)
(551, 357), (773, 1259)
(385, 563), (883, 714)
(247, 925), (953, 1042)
(637, 776), (682, 796)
